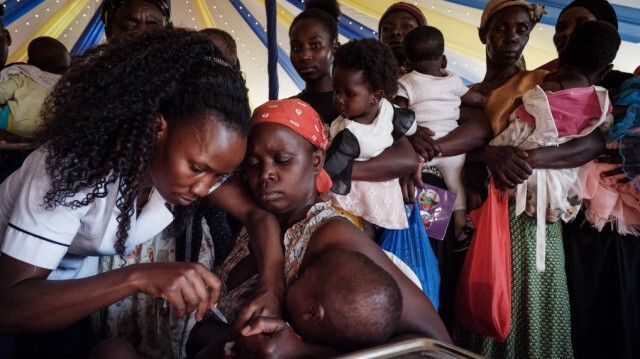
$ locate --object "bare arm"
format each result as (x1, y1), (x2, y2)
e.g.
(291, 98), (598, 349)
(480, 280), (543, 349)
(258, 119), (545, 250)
(526, 131), (605, 169)
(204, 178), (285, 326)
(309, 218), (451, 343)
(351, 136), (418, 181)
(0, 254), (220, 334)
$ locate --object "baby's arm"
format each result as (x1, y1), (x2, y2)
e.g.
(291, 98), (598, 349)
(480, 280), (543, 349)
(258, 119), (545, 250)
(393, 95), (409, 109)
(460, 89), (486, 107)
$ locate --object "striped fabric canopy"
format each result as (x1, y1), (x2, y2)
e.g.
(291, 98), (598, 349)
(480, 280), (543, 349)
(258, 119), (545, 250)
(3, 0), (639, 108)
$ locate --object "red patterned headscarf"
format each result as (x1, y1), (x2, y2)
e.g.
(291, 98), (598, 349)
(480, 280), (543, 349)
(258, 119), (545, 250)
(252, 99), (332, 194)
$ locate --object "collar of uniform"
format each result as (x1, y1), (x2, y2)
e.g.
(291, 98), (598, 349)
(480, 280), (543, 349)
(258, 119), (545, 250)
(134, 187), (174, 243)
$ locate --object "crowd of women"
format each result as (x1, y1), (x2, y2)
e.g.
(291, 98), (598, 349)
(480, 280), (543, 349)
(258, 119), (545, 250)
(0, 0), (638, 358)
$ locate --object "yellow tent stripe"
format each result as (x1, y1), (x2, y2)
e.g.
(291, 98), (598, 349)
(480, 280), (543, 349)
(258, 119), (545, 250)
(257, 0), (295, 27)
(194, 0), (216, 29)
(8, 0), (89, 64)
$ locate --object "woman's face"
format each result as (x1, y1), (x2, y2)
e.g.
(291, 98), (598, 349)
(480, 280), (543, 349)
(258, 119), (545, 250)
(245, 123), (322, 222)
(379, 10), (421, 60)
(482, 6), (533, 68)
(150, 112), (247, 206)
(553, 7), (596, 54)
(290, 19), (336, 84)
(109, 0), (166, 40)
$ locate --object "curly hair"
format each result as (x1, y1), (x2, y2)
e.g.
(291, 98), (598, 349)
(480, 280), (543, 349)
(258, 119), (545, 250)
(36, 27), (251, 254)
(333, 38), (398, 96)
(562, 20), (620, 76)
(289, 0), (340, 43)
(404, 26), (444, 63)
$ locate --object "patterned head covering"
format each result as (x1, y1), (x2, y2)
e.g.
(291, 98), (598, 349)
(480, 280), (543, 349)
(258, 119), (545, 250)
(252, 99), (332, 194)
(100, 0), (171, 33)
(480, 0), (546, 30)
(378, 2), (428, 35)
(558, 0), (618, 29)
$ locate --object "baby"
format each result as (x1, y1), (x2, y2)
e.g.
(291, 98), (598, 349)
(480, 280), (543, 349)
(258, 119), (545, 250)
(490, 20), (620, 272)
(0, 36), (69, 142)
(394, 26), (485, 238)
(187, 248), (403, 357)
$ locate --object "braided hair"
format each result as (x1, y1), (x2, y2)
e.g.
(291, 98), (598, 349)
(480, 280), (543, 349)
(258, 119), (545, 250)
(37, 27), (251, 254)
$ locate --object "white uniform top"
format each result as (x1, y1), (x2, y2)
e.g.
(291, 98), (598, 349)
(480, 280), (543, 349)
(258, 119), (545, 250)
(0, 147), (177, 280)
(397, 70), (468, 139)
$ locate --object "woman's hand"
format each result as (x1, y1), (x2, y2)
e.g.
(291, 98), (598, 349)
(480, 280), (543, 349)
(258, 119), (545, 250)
(481, 145), (532, 190)
(399, 156), (425, 204)
(233, 280), (284, 334)
(408, 127), (441, 161)
(596, 137), (640, 183)
(131, 262), (221, 321)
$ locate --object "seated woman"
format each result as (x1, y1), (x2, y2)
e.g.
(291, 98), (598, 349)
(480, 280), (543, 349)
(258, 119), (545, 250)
(189, 99), (450, 358)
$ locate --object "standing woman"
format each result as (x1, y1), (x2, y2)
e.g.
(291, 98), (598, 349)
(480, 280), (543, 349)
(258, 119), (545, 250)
(378, 2), (428, 77)
(452, 1), (605, 358)
(542, 2), (640, 358)
(289, 0), (341, 126)
(0, 28), (258, 358)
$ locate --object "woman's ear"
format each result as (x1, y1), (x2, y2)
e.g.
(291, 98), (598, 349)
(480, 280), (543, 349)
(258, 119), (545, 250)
(332, 41), (340, 53)
(153, 113), (168, 141)
(312, 147), (326, 175)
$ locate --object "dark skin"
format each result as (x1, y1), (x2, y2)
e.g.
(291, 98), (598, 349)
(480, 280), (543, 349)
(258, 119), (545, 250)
(0, 116), (282, 334)
(226, 123), (450, 358)
(378, 10), (423, 74)
(289, 18), (339, 94)
(408, 6), (604, 193)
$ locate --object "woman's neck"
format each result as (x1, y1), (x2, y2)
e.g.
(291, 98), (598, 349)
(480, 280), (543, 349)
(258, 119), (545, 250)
(277, 195), (319, 230)
(477, 63), (521, 95)
(305, 73), (334, 94)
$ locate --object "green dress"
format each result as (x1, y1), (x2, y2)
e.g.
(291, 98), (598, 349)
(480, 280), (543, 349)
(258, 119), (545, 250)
(454, 201), (573, 358)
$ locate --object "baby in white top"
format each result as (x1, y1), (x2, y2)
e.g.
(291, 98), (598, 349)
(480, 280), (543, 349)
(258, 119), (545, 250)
(394, 26), (484, 237)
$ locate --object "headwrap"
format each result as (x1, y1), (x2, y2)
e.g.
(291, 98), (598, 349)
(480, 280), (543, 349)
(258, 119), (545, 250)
(558, 0), (618, 29)
(252, 99), (332, 194)
(100, 0), (171, 31)
(378, 2), (428, 35)
(480, 0), (546, 30)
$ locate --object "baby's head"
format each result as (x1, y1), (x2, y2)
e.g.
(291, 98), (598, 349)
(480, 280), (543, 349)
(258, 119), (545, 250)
(27, 36), (71, 75)
(285, 249), (403, 352)
(199, 28), (239, 70)
(403, 26), (446, 71)
(332, 38), (398, 123)
(561, 20), (620, 83)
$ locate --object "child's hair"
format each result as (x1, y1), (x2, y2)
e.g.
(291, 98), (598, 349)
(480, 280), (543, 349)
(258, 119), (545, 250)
(27, 36), (71, 75)
(306, 249), (402, 351)
(403, 26), (444, 63)
(333, 38), (398, 95)
(562, 20), (620, 76)
(289, 0), (340, 43)
(199, 28), (239, 69)
(38, 27), (251, 254)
